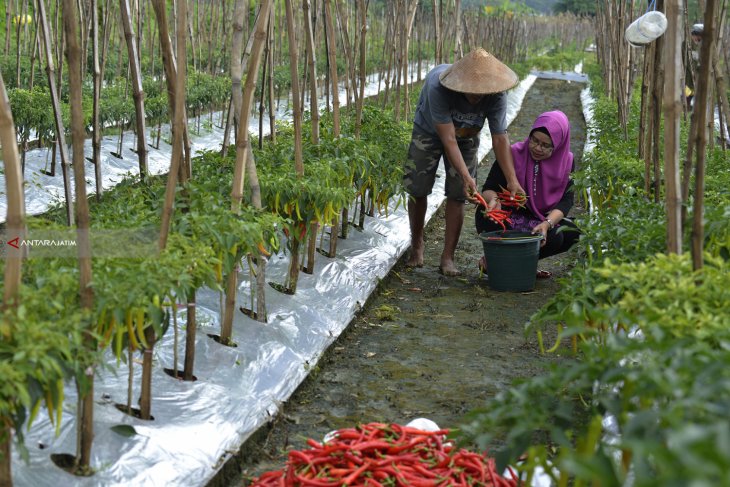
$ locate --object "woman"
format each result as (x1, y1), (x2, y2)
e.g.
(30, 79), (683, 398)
(475, 110), (580, 277)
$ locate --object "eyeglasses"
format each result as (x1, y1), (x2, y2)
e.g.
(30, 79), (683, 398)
(528, 135), (554, 152)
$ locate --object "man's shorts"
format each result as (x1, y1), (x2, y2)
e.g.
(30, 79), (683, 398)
(403, 130), (480, 201)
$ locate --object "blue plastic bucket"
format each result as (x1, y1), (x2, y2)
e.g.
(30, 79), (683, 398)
(479, 230), (542, 291)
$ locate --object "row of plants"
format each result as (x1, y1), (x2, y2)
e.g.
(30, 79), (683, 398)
(1, 101), (410, 482)
(455, 62), (730, 485)
(5, 69), (231, 153)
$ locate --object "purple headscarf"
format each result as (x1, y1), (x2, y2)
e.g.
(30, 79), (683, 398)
(511, 110), (573, 219)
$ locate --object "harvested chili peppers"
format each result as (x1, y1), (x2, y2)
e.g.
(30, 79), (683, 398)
(496, 186), (527, 209)
(248, 422), (517, 486)
(484, 208), (513, 231)
(472, 187), (527, 231)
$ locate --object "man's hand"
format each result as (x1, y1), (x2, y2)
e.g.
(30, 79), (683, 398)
(463, 176), (478, 201)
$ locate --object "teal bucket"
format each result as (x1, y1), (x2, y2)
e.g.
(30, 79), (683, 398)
(479, 230), (543, 292)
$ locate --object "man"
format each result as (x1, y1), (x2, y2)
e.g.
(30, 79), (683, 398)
(690, 23), (704, 46)
(403, 48), (524, 276)
(685, 23), (703, 110)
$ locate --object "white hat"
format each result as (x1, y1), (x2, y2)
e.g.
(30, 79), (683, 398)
(691, 23), (704, 35)
(439, 48), (518, 95)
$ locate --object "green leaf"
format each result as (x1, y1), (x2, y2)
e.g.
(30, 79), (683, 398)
(110, 424), (138, 438)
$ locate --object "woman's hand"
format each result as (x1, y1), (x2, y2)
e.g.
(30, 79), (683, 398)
(483, 190), (500, 211)
(532, 220), (550, 247)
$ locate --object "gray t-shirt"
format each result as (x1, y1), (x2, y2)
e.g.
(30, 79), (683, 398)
(412, 64), (508, 139)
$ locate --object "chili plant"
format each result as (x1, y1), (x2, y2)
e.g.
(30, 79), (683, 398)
(457, 327), (730, 486)
(1, 260), (93, 482)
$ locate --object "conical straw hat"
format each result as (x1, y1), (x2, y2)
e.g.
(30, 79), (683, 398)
(439, 48), (518, 94)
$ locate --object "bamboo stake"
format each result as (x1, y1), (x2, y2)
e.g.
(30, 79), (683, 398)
(119, 0), (148, 177)
(454, 0), (462, 59)
(224, 2), (260, 154)
(183, 290), (196, 380)
(651, 31), (664, 203)
(641, 42), (656, 195)
(258, 21), (270, 149)
(36, 0), (74, 226)
(712, 2), (729, 149)
(229, 0), (247, 142)
(303, 0), (319, 143)
(380, 6), (394, 107)
(63, 0), (95, 471)
(267, 7), (276, 144)
(663, 0), (684, 254)
(431, 0), (443, 64)
(244, 143), (268, 321)
(221, 0), (273, 341)
(0, 63), (23, 470)
(285, 0), (304, 176)
(691, 0), (718, 269)
(284, 0), (306, 291)
(29, 8), (40, 90)
(15, 0), (29, 87)
(335, 0), (356, 109)
(91, 0), (102, 201)
(156, 0), (186, 250)
(393, 0), (404, 122)
(154, 0), (193, 378)
(0, 73), (25, 309)
(324, 0), (341, 135)
(100, 0), (112, 83)
(354, 0), (367, 139)
(4, 2), (13, 56)
(401, 0), (419, 122)
(323, 0), (340, 257)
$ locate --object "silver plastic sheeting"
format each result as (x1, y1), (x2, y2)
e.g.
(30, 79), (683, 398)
(10, 76), (534, 486)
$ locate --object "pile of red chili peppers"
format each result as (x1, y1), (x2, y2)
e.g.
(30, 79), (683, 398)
(248, 422), (518, 486)
(470, 188), (528, 231)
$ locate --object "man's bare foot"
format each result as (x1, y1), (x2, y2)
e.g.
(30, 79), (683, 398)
(438, 259), (461, 276)
(406, 244), (424, 267)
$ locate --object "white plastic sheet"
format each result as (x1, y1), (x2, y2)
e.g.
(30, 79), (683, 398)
(9, 75), (537, 486)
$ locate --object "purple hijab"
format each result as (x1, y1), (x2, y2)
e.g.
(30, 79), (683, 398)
(511, 110), (573, 219)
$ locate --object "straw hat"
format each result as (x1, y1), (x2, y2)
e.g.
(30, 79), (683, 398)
(438, 48), (518, 94)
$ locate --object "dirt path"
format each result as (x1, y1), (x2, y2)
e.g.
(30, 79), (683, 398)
(217, 77), (587, 486)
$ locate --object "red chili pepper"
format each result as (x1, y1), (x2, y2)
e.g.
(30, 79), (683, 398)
(306, 438), (323, 449)
(342, 461), (371, 485)
(293, 474), (339, 486)
(471, 191), (489, 209)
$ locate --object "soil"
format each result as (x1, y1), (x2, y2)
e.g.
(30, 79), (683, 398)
(215, 77), (587, 487)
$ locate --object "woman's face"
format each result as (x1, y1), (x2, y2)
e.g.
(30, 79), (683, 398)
(528, 131), (554, 161)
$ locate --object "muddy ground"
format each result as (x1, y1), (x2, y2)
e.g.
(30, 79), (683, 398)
(214, 77), (587, 486)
